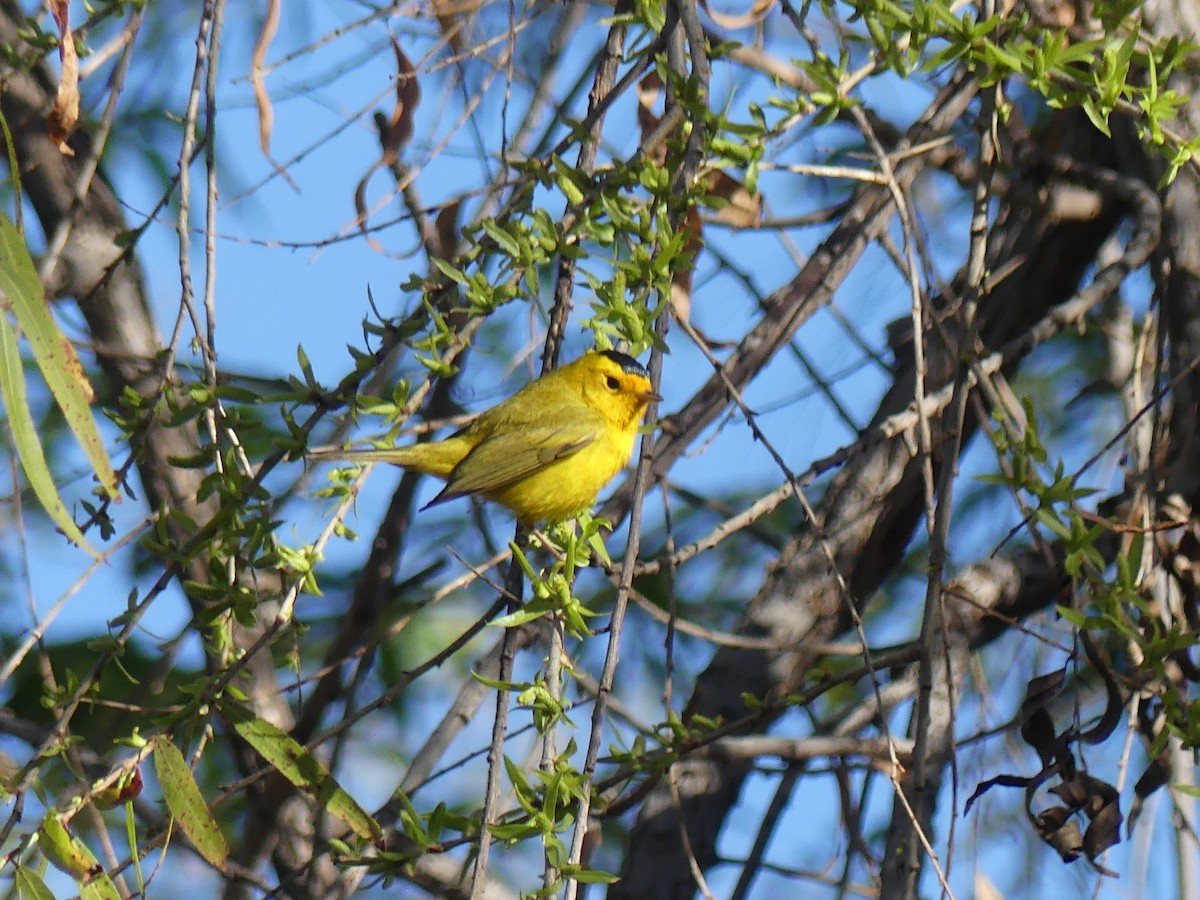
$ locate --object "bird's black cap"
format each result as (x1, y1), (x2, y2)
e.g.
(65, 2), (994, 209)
(599, 349), (649, 378)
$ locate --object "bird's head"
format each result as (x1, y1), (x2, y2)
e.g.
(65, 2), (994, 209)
(576, 350), (661, 430)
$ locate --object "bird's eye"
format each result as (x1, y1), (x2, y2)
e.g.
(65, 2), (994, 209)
(605, 375), (620, 391)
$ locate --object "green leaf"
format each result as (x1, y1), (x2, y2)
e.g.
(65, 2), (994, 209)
(123, 791), (146, 897)
(1034, 507), (1071, 539)
(1081, 96), (1112, 137)
(13, 865), (57, 900)
(1055, 605), (1093, 629)
(153, 739), (229, 869)
(492, 601), (555, 628)
(37, 812), (120, 899)
(552, 154), (587, 205)
(431, 257), (467, 284)
(227, 706), (383, 843)
(0, 313), (97, 556)
(565, 866), (621, 884)
(480, 219), (520, 257)
(472, 671), (528, 691)
(296, 343), (316, 387)
(0, 212), (118, 502)
(80, 878), (123, 900)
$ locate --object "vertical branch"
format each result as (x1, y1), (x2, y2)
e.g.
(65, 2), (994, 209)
(879, 66), (1001, 900)
(1172, 738), (1200, 899)
(174, 0), (215, 376)
(542, 0), (632, 371)
(561, 357), (664, 900)
(202, 0), (223, 387)
(539, 614), (565, 892)
(563, 0), (707, 893)
(470, 557), (527, 899)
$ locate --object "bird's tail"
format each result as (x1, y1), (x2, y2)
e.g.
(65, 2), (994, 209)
(307, 444), (457, 478)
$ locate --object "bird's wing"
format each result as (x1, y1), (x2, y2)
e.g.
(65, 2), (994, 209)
(425, 422), (600, 507)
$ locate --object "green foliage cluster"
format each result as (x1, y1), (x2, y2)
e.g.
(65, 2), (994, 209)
(984, 397), (1200, 755)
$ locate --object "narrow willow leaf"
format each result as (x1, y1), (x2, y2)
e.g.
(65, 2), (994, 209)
(124, 792), (147, 898)
(13, 865), (57, 900)
(0, 211), (118, 501)
(153, 739), (229, 869)
(39, 813), (93, 879)
(0, 313), (97, 556)
(228, 707), (383, 843)
(568, 868), (620, 884)
(79, 875), (122, 900)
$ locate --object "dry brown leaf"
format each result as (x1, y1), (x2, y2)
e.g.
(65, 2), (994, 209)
(1048, 0), (1076, 26)
(637, 72), (668, 165)
(700, 0), (776, 29)
(353, 41), (422, 251)
(352, 165), (383, 252)
(432, 0), (484, 54)
(56, 329), (96, 404)
(47, 0), (79, 156)
(671, 206), (704, 324)
(381, 42), (420, 167)
(707, 170), (762, 227)
(251, 0), (297, 189)
(434, 200), (463, 262)
(637, 72), (663, 128)
(973, 872), (1005, 900)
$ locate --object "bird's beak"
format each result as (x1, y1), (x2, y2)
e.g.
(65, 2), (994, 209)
(638, 388), (663, 403)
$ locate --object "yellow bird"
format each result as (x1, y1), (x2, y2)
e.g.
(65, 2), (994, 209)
(311, 350), (660, 524)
